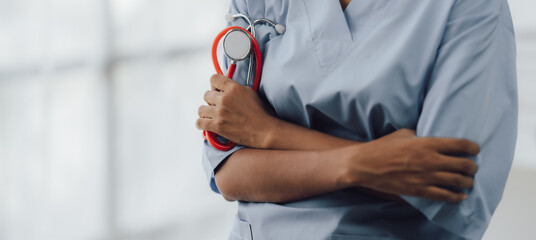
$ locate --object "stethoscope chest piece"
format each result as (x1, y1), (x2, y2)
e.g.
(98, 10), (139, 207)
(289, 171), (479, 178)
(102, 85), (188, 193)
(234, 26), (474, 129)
(223, 29), (252, 62)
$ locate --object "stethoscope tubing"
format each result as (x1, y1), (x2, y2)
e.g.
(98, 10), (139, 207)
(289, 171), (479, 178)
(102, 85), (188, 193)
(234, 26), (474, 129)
(203, 26), (263, 151)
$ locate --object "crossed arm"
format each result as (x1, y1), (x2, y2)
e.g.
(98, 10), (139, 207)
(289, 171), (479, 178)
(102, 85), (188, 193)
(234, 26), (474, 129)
(196, 74), (479, 203)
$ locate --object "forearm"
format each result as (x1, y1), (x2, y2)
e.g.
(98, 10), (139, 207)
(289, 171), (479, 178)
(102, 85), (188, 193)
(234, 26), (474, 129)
(213, 129), (478, 204)
(218, 117), (404, 202)
(215, 148), (349, 203)
(261, 118), (406, 201)
(261, 116), (360, 150)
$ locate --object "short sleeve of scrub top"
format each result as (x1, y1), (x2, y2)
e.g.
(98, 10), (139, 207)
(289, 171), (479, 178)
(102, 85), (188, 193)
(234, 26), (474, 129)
(400, 0), (518, 238)
(201, 0), (517, 239)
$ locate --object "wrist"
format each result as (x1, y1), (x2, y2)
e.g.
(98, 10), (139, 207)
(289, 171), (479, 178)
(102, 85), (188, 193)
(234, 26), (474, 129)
(258, 115), (281, 149)
(333, 144), (365, 189)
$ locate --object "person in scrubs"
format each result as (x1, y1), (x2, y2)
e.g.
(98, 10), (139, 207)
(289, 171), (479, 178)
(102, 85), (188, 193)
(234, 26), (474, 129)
(196, 0), (517, 239)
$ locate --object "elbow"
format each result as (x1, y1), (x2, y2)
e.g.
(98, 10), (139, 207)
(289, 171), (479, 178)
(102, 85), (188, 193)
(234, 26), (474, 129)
(214, 170), (239, 202)
(218, 185), (238, 202)
(213, 154), (290, 203)
(215, 170), (285, 203)
(221, 194), (236, 202)
(220, 190), (237, 202)
(216, 173), (290, 203)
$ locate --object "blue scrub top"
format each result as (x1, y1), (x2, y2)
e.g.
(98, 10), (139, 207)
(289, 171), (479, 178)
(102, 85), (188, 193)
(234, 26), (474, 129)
(202, 0), (517, 239)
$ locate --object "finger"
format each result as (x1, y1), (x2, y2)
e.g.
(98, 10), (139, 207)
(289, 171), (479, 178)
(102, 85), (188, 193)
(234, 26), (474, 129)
(203, 90), (222, 106)
(210, 74), (237, 92)
(196, 118), (212, 131)
(428, 155), (478, 176)
(425, 172), (474, 189)
(419, 186), (467, 202)
(198, 105), (215, 119)
(423, 138), (480, 155)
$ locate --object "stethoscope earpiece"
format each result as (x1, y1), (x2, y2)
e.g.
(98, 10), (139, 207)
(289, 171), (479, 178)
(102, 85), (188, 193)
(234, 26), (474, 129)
(225, 14), (235, 22)
(275, 24), (286, 34)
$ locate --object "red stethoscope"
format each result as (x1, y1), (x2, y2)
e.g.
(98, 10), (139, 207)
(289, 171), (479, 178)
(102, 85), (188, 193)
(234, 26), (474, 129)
(203, 14), (285, 151)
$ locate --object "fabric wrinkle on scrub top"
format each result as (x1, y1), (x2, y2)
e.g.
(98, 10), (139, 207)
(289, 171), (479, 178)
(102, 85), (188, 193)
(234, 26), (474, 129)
(202, 0), (518, 239)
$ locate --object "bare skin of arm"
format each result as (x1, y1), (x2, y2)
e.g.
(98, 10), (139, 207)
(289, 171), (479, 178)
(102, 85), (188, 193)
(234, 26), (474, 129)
(197, 75), (479, 203)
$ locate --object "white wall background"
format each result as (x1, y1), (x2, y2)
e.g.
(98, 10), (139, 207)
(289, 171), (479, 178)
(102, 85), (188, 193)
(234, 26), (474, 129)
(0, 0), (534, 240)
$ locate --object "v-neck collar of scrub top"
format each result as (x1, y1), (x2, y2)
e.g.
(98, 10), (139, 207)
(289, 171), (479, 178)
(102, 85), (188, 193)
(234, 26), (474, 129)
(300, 0), (390, 71)
(302, 0), (353, 41)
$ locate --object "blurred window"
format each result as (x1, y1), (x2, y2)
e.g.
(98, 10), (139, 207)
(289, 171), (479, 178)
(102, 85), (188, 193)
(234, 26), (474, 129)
(0, 0), (232, 240)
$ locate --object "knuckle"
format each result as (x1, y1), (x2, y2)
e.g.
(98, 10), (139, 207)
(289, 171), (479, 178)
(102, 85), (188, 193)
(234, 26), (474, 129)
(216, 107), (226, 117)
(410, 149), (429, 165)
(406, 143), (420, 155)
(416, 156), (434, 171)
(421, 151), (435, 161)
(220, 95), (229, 106)
(228, 83), (240, 92)
(214, 119), (224, 131)
(203, 90), (211, 99)
(413, 139), (426, 148)
(209, 75), (218, 86)
(413, 139), (430, 151)
(210, 74), (220, 82)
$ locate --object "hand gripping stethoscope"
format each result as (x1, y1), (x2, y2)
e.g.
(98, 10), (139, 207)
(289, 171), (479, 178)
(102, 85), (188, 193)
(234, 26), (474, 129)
(203, 14), (286, 151)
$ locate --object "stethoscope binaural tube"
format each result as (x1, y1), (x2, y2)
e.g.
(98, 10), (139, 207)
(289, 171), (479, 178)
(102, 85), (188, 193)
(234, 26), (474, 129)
(203, 26), (263, 151)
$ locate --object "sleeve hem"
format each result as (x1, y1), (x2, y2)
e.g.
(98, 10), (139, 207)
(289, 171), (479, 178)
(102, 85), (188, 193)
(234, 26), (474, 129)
(202, 141), (246, 193)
